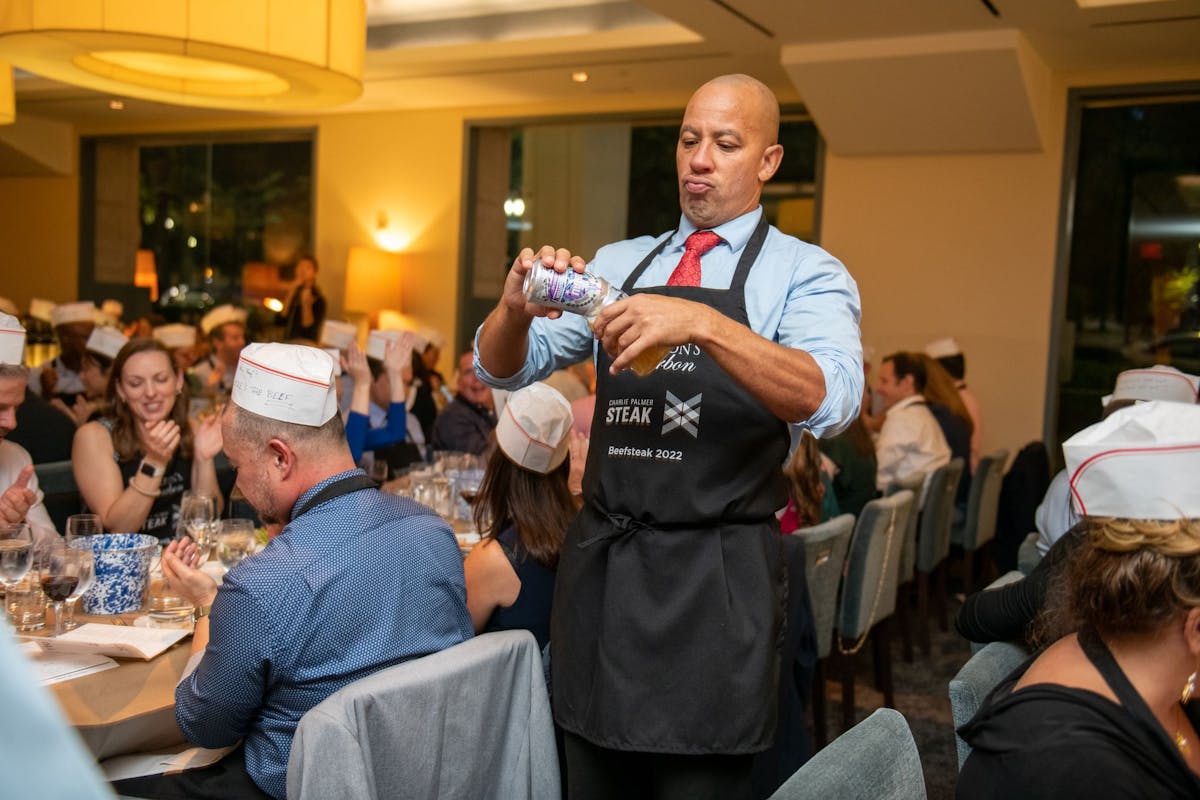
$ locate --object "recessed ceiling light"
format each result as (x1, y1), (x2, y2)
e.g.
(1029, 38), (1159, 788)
(109, 99), (124, 110)
(571, 71), (589, 83)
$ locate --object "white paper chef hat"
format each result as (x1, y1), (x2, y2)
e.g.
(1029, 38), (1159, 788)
(1101, 365), (1199, 408)
(153, 323), (197, 350)
(366, 329), (418, 362)
(495, 382), (573, 474)
(201, 304), (248, 336)
(319, 319), (357, 351)
(232, 343), (338, 427)
(323, 348), (343, 377)
(416, 326), (445, 352)
(50, 301), (96, 327)
(0, 297), (17, 317)
(0, 313), (26, 366)
(28, 298), (55, 323)
(85, 326), (128, 360)
(1065, 401), (1200, 519)
(924, 337), (961, 359)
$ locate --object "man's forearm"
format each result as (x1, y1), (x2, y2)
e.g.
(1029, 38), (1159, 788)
(476, 303), (533, 379)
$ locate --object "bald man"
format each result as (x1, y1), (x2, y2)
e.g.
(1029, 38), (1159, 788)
(475, 74), (863, 798)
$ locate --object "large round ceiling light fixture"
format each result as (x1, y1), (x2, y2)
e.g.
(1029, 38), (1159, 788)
(0, 63), (12, 124)
(0, 1), (365, 111)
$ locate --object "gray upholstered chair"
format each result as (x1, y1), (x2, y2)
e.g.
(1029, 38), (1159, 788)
(834, 490), (914, 731)
(915, 458), (965, 656)
(768, 708), (927, 800)
(949, 640), (1031, 769)
(287, 630), (560, 800)
(1017, 531), (1043, 575)
(887, 471), (926, 663)
(952, 449), (1010, 595)
(790, 513), (855, 748)
(33, 459), (82, 532)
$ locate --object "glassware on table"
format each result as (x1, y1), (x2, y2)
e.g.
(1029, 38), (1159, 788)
(177, 491), (217, 562)
(430, 476), (453, 518)
(41, 547), (93, 635)
(455, 468), (485, 522)
(64, 513), (102, 543)
(0, 525), (34, 633)
(61, 546), (96, 631)
(216, 518), (259, 571)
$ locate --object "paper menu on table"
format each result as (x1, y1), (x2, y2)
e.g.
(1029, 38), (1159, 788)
(36, 624), (189, 661)
(17, 642), (119, 686)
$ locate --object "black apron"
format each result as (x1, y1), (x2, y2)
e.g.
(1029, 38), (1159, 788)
(551, 217), (790, 755)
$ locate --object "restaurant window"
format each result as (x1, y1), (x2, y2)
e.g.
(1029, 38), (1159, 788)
(458, 113), (820, 352)
(1050, 89), (1200, 462)
(79, 132), (314, 331)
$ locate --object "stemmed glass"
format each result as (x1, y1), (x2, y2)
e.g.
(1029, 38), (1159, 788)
(216, 518), (258, 573)
(177, 491), (217, 562)
(41, 547), (94, 635)
(0, 523), (33, 605)
(65, 513), (102, 544)
(61, 544), (96, 630)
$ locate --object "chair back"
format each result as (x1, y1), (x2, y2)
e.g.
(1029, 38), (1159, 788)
(915, 459), (964, 574)
(791, 514), (855, 660)
(767, 708), (926, 800)
(837, 491), (914, 642)
(287, 630), (560, 800)
(953, 450), (1009, 550)
(949, 640), (1031, 769)
(33, 459), (83, 533)
(887, 471), (925, 585)
(1016, 532), (1042, 575)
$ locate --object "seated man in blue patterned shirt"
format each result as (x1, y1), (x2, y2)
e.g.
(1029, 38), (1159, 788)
(115, 342), (473, 800)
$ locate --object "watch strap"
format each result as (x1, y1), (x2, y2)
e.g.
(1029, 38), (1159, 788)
(192, 604), (212, 621)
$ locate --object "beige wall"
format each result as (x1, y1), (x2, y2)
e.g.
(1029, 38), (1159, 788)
(0, 174), (79, 306)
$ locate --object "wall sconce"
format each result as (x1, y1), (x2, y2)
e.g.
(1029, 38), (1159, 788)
(134, 249), (158, 302)
(345, 245), (403, 323)
(372, 211), (408, 253)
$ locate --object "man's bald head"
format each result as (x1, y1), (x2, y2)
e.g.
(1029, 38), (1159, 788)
(676, 74), (784, 229)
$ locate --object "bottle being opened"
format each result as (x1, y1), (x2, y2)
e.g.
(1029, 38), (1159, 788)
(522, 263), (671, 377)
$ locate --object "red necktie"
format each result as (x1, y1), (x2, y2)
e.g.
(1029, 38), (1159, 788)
(667, 230), (722, 287)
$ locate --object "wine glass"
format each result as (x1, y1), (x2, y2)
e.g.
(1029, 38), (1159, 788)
(65, 513), (102, 544)
(42, 547), (92, 635)
(216, 518), (258, 572)
(0, 522), (33, 593)
(61, 545), (95, 631)
(177, 491), (217, 561)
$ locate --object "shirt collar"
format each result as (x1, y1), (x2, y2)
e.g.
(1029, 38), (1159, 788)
(891, 394), (926, 411)
(288, 468), (365, 521)
(671, 206), (763, 255)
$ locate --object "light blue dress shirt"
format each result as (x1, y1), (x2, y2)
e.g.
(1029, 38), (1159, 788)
(475, 207), (863, 437)
(175, 469), (473, 799)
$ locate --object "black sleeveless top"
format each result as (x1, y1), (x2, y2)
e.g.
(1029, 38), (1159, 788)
(482, 526), (557, 650)
(98, 418), (192, 542)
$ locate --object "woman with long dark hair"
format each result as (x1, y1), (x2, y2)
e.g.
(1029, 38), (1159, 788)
(463, 383), (584, 648)
(72, 337), (222, 541)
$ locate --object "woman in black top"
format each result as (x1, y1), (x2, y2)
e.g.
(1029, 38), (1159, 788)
(463, 383), (584, 649)
(958, 512), (1200, 796)
(71, 338), (223, 542)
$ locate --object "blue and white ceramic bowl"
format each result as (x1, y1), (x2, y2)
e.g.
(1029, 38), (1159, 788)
(70, 534), (158, 614)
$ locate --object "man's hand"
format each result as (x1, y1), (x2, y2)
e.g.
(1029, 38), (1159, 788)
(383, 333), (416, 385)
(139, 419), (182, 467)
(591, 293), (716, 375)
(505, 246), (589, 320)
(192, 414), (223, 462)
(161, 537), (218, 608)
(0, 464), (36, 523)
(343, 341), (371, 385)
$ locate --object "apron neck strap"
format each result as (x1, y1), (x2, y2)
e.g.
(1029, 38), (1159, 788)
(290, 472), (378, 523)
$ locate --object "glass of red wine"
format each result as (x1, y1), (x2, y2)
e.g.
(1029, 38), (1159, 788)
(42, 547), (93, 635)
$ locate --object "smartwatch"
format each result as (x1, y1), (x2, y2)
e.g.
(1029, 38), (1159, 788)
(138, 460), (164, 479)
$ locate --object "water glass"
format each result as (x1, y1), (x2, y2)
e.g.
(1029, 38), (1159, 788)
(6, 575), (45, 632)
(62, 549), (96, 631)
(216, 518), (259, 571)
(177, 491), (217, 561)
(0, 522), (32, 593)
(65, 513), (103, 543)
(430, 476), (453, 518)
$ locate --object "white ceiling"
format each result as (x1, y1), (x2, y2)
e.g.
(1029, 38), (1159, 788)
(8, 0), (1200, 126)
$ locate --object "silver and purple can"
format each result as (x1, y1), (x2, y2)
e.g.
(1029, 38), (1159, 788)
(522, 264), (607, 316)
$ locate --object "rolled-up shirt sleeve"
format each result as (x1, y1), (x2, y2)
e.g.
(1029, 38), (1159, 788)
(175, 580), (272, 749)
(775, 248), (863, 437)
(474, 310), (595, 391)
